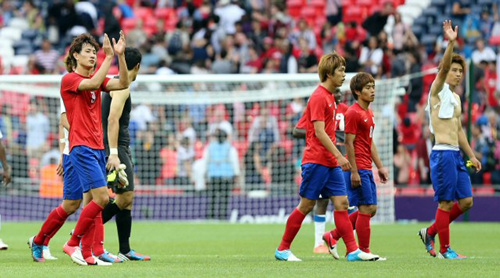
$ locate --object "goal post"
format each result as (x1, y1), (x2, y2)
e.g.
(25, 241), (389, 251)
(0, 73), (408, 223)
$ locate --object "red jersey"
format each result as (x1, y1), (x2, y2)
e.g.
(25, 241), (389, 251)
(344, 102), (374, 170)
(296, 114), (307, 129)
(60, 72), (110, 151)
(301, 86), (338, 167)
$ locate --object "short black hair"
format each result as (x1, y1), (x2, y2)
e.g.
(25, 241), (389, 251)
(125, 47), (142, 70)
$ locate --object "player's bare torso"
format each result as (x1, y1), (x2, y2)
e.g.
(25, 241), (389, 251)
(429, 91), (461, 146)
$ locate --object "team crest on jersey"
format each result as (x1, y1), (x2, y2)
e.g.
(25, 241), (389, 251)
(90, 91), (96, 104)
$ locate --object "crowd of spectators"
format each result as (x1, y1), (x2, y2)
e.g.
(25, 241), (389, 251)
(1, 0), (500, 195)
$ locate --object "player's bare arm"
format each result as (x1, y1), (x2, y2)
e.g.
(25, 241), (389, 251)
(313, 121), (351, 171)
(56, 113), (68, 177)
(78, 33), (115, 91)
(430, 20), (458, 97)
(371, 143), (388, 183)
(345, 133), (361, 187)
(106, 88), (130, 171)
(0, 140), (11, 186)
(105, 31), (131, 91)
(457, 117), (482, 172)
(292, 127), (306, 139)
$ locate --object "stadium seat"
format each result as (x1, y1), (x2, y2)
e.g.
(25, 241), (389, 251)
(8, 18), (29, 30)
(368, 4), (383, 15)
(154, 7), (175, 19)
(341, 0), (354, 6)
(431, 0), (447, 7)
(477, 0), (494, 5)
(420, 34), (437, 46)
(343, 6), (363, 25)
(0, 27), (22, 41)
(134, 7), (154, 21)
(356, 0), (375, 6)
(15, 47), (33, 56)
(300, 6), (317, 21)
(412, 25), (424, 38)
(309, 0), (326, 14)
(489, 36), (500, 45)
(428, 25), (442, 35)
(287, 0), (304, 18)
(421, 6), (438, 18)
(121, 18), (138, 30)
(21, 29), (38, 40)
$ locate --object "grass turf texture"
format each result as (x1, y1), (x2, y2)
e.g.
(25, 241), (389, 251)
(1, 222), (499, 277)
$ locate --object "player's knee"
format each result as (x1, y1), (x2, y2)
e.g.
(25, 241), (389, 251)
(94, 195), (109, 207)
(62, 200), (81, 215)
(461, 199), (473, 211)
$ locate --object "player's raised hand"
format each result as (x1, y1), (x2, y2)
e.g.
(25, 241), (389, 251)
(113, 30), (126, 55)
(102, 33), (114, 57)
(337, 156), (351, 171)
(378, 167), (389, 184)
(351, 172), (361, 188)
(443, 20), (458, 42)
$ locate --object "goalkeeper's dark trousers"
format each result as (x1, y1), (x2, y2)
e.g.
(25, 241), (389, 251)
(207, 177), (234, 220)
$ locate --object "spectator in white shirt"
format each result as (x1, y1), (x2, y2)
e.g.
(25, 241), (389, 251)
(472, 38), (497, 65)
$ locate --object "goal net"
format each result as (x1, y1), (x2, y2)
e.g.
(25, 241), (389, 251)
(0, 72), (421, 224)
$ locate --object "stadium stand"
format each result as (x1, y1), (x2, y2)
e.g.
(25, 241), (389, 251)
(0, 0), (499, 197)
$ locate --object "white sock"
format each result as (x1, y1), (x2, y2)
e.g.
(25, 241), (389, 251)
(314, 214), (326, 247)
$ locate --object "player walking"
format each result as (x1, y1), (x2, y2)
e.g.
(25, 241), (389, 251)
(325, 72), (389, 259)
(275, 52), (379, 262)
(418, 20), (481, 259)
(99, 47), (150, 261)
(60, 31), (131, 266)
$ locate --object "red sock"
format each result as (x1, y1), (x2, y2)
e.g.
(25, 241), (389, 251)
(355, 213), (371, 253)
(435, 208), (450, 253)
(67, 201), (103, 247)
(80, 220), (96, 260)
(278, 208), (306, 251)
(334, 210), (358, 254)
(92, 213), (105, 256)
(331, 210), (359, 240)
(428, 203), (463, 237)
(34, 205), (69, 246)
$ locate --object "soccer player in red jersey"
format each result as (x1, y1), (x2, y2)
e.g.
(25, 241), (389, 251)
(59, 31), (131, 266)
(28, 98), (82, 262)
(275, 52), (379, 262)
(326, 72), (389, 259)
(292, 89), (352, 254)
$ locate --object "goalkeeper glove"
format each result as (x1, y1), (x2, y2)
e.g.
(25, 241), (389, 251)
(107, 164), (129, 188)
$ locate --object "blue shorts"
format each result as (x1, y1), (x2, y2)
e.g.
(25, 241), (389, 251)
(299, 163), (346, 200)
(69, 146), (107, 193)
(344, 170), (377, 206)
(62, 154), (83, 200)
(430, 150), (472, 202)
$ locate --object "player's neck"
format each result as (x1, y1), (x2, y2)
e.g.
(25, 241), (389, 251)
(74, 65), (92, 77)
(447, 82), (456, 93)
(320, 82), (336, 94)
(357, 100), (370, 110)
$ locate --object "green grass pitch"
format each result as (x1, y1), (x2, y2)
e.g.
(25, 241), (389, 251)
(1, 222), (499, 277)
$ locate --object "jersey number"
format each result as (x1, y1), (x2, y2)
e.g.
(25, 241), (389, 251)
(369, 117), (375, 138)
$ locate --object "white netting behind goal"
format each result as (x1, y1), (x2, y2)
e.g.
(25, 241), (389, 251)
(0, 73), (421, 224)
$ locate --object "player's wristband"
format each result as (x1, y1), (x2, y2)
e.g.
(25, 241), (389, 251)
(59, 138), (65, 143)
(110, 148), (118, 155)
